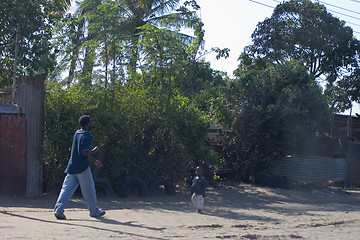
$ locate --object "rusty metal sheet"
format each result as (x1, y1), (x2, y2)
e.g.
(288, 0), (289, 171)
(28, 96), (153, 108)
(0, 114), (27, 195)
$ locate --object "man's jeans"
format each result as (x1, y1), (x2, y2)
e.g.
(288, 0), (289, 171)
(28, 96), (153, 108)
(54, 167), (101, 217)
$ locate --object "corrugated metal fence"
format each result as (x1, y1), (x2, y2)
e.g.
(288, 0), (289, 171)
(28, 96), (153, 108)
(16, 76), (44, 196)
(272, 156), (349, 183)
(0, 76), (44, 196)
(272, 139), (360, 185)
(347, 142), (360, 185)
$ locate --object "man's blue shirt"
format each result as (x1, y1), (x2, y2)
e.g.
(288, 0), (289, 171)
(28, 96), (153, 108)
(65, 129), (92, 174)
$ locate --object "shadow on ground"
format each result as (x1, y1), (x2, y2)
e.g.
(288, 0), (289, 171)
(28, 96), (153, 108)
(1, 183), (360, 223)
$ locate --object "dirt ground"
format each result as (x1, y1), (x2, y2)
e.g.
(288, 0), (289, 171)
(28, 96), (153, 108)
(1, 183), (360, 240)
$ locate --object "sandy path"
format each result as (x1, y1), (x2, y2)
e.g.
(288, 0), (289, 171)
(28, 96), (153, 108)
(1, 184), (360, 239)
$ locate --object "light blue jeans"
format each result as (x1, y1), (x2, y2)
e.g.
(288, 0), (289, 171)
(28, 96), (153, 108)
(54, 167), (101, 217)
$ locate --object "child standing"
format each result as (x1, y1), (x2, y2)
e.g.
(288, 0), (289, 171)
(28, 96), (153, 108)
(190, 165), (208, 213)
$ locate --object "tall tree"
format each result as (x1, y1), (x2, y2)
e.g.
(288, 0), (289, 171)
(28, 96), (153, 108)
(53, 0), (127, 86)
(241, 0), (360, 111)
(248, 0), (359, 78)
(53, 0), (201, 86)
(119, 0), (201, 71)
(216, 60), (330, 179)
(0, 0), (63, 88)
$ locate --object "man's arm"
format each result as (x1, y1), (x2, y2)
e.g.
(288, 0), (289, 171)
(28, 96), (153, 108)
(82, 147), (103, 168)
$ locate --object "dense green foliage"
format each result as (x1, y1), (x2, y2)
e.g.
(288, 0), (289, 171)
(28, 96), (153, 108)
(0, 0), (67, 88)
(3, 0), (359, 190)
(44, 78), (218, 190)
(52, 0), (203, 86)
(43, 0), (223, 190)
(214, 61), (331, 180)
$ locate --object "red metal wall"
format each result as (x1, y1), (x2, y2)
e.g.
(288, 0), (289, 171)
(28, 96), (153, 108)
(0, 114), (27, 195)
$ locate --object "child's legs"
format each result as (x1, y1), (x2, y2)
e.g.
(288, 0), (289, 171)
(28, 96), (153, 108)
(191, 193), (198, 208)
(197, 195), (204, 209)
(54, 174), (79, 214)
(191, 194), (204, 209)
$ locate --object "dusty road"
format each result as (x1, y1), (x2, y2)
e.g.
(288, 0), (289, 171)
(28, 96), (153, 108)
(1, 184), (360, 239)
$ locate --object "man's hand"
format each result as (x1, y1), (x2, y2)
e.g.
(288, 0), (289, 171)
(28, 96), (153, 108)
(94, 160), (103, 168)
(92, 146), (100, 154)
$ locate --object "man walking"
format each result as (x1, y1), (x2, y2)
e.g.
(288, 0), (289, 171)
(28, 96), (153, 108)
(54, 115), (105, 219)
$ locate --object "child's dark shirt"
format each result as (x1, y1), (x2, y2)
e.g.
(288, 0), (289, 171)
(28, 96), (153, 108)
(190, 176), (207, 195)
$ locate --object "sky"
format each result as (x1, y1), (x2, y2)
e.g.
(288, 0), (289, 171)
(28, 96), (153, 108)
(192, 0), (274, 75)
(193, 0), (360, 76)
(192, 0), (360, 115)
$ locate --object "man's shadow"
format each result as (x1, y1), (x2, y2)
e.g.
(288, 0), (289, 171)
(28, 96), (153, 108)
(0, 210), (166, 240)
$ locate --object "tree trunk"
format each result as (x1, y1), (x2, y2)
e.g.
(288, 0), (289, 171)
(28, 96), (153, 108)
(12, 24), (20, 104)
(68, 19), (85, 86)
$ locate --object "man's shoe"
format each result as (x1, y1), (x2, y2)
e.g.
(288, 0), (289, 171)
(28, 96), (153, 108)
(99, 209), (106, 217)
(91, 209), (106, 218)
(54, 212), (66, 220)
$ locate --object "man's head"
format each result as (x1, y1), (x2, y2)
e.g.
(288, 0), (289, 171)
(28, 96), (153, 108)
(79, 115), (92, 130)
(196, 165), (205, 177)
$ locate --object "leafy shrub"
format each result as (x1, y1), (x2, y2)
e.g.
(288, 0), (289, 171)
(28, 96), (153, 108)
(43, 80), (217, 191)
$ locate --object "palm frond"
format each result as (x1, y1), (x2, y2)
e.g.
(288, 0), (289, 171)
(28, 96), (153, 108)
(150, 0), (181, 16)
(148, 10), (199, 29)
(59, 0), (72, 12)
(174, 31), (197, 46)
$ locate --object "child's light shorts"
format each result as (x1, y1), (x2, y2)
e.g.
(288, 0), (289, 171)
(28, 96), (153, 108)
(191, 193), (204, 210)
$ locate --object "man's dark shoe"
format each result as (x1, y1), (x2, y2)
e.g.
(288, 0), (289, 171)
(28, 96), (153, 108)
(91, 209), (106, 218)
(54, 212), (66, 220)
(99, 209), (106, 217)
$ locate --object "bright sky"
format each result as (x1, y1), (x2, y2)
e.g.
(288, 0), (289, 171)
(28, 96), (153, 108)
(194, 0), (360, 76)
(194, 0), (273, 75)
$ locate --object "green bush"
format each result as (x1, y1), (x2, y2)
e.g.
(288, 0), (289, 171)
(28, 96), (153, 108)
(215, 61), (331, 180)
(43, 80), (218, 191)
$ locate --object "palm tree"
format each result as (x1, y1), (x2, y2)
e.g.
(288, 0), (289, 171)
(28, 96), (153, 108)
(54, 0), (73, 14)
(56, 0), (201, 85)
(57, 0), (101, 85)
(120, 0), (200, 70)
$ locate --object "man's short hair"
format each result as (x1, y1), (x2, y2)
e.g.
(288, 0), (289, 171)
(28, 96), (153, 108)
(79, 115), (91, 128)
